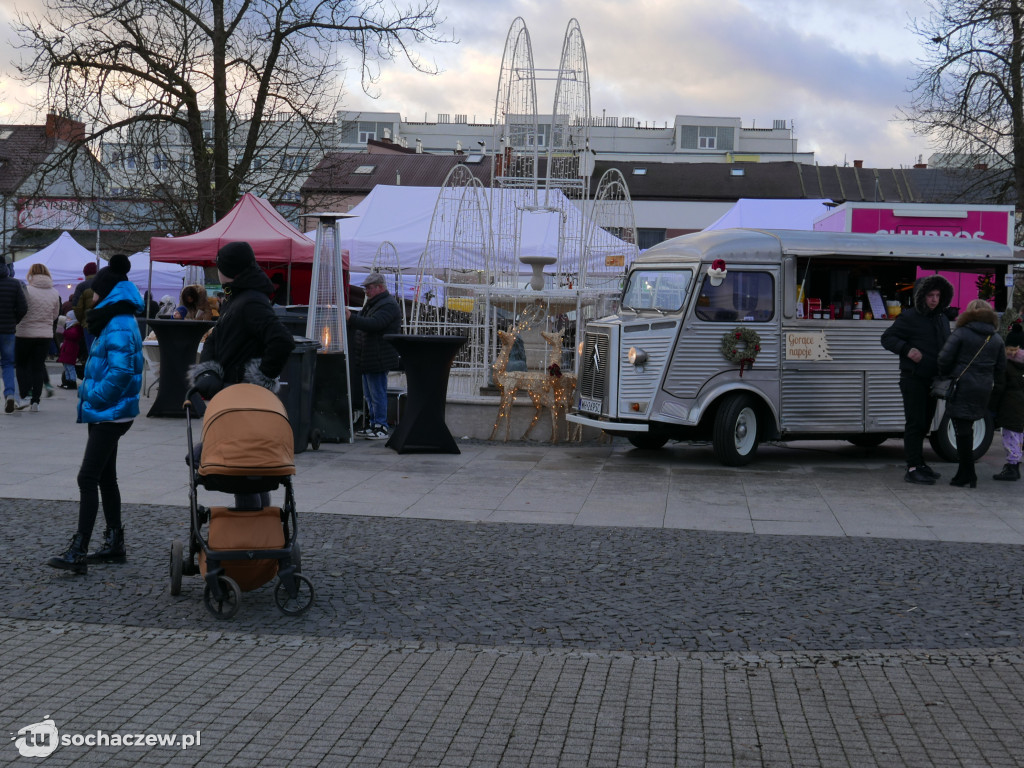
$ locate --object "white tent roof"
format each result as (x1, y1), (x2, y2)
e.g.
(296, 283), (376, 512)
(309, 185), (633, 275)
(704, 198), (833, 231)
(127, 250), (189, 300)
(13, 232), (96, 297)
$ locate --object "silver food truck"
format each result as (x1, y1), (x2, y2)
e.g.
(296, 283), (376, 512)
(568, 228), (1020, 465)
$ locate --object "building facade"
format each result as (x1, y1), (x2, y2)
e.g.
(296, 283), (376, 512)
(336, 110), (814, 165)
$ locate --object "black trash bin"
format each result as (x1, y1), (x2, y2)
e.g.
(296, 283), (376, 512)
(274, 306), (309, 337)
(278, 337), (318, 452)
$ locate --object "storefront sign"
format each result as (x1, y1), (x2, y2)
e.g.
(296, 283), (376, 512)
(16, 198), (93, 230)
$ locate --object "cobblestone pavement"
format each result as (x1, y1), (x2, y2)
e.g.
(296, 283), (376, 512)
(3, 497), (1024, 766)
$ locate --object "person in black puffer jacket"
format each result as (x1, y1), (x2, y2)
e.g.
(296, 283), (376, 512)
(0, 261), (28, 412)
(346, 272), (401, 439)
(938, 299), (1006, 488)
(188, 241), (295, 394)
(881, 274), (954, 485)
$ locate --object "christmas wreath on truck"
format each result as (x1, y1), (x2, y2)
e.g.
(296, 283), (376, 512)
(720, 326), (761, 376)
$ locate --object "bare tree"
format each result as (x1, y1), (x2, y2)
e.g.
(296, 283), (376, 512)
(903, 0), (1024, 212)
(904, 0), (1024, 325)
(13, 0), (447, 232)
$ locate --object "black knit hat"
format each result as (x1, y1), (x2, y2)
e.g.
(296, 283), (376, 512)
(1007, 322), (1024, 348)
(91, 254), (131, 299)
(217, 241), (256, 279)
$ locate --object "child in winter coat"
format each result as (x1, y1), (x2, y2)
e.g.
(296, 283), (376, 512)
(990, 323), (1024, 481)
(57, 310), (84, 389)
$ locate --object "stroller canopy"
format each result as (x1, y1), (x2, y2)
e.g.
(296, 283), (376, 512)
(200, 384), (295, 478)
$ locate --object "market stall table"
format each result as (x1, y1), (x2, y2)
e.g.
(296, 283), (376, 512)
(145, 318), (214, 417)
(383, 334), (467, 454)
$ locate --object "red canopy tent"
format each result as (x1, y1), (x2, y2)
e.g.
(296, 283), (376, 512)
(149, 193), (349, 304)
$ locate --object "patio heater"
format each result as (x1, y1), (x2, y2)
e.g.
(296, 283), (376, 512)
(306, 212), (356, 444)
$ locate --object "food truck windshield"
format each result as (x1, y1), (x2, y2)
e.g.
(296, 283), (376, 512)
(622, 269), (692, 312)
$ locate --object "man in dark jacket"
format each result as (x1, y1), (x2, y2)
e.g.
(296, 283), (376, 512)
(346, 272), (401, 439)
(0, 261), (29, 412)
(881, 274), (954, 484)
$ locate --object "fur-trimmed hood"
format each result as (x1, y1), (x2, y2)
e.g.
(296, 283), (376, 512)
(955, 302), (999, 329)
(913, 274), (954, 316)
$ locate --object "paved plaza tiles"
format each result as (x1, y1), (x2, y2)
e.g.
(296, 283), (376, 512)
(2, 377), (1023, 766)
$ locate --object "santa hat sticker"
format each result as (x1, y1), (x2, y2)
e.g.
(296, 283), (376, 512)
(708, 259), (727, 286)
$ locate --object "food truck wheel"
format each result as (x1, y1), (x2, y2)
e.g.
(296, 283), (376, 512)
(847, 435), (888, 448)
(628, 434), (669, 450)
(713, 394), (760, 466)
(928, 412), (994, 463)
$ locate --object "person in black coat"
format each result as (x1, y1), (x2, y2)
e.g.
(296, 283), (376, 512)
(989, 323), (1024, 481)
(189, 241), (295, 394)
(937, 299), (1006, 487)
(881, 274), (954, 484)
(0, 260), (29, 411)
(346, 272), (401, 439)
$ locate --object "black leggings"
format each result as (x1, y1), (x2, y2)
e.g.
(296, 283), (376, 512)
(15, 337), (49, 404)
(77, 421), (133, 547)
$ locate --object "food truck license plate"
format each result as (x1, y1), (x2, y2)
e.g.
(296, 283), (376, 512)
(578, 397), (602, 415)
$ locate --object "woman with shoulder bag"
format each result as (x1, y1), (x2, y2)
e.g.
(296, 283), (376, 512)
(937, 299), (1006, 487)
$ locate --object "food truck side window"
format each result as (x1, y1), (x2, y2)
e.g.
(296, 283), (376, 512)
(695, 271), (775, 322)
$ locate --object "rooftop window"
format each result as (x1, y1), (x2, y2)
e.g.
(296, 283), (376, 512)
(353, 165), (376, 174)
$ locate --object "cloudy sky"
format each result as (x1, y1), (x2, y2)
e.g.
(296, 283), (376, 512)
(2, 0), (936, 168)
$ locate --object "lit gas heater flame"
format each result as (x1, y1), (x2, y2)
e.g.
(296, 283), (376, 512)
(321, 326), (330, 349)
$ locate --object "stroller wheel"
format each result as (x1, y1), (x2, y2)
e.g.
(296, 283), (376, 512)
(169, 540), (184, 596)
(203, 575), (241, 620)
(310, 429), (322, 451)
(274, 573), (314, 616)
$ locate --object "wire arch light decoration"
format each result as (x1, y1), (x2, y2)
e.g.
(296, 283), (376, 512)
(582, 167), (639, 291)
(542, 18), (592, 287)
(369, 240), (406, 330)
(413, 162), (492, 326)
(490, 16), (540, 287)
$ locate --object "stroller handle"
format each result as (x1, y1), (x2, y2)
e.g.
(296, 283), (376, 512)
(184, 388), (207, 417)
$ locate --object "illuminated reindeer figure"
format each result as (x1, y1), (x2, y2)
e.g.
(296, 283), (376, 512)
(490, 326), (578, 443)
(521, 331), (578, 443)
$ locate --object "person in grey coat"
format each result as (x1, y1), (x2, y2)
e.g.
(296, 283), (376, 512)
(937, 299), (1006, 488)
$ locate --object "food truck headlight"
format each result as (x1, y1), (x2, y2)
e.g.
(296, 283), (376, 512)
(628, 346), (648, 367)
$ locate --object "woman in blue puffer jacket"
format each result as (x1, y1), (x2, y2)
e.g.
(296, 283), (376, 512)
(48, 254), (143, 575)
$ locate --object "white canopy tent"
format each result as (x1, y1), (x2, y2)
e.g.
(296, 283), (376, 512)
(127, 250), (189, 301)
(309, 184), (633, 278)
(12, 231), (95, 298)
(704, 198), (833, 231)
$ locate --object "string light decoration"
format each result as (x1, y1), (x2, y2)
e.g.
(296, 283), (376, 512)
(490, 324), (578, 443)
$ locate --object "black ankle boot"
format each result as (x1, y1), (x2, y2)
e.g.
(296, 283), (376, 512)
(993, 463), (1020, 481)
(47, 533), (88, 574)
(87, 527), (125, 563)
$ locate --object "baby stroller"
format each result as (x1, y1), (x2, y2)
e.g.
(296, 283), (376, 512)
(170, 383), (314, 619)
